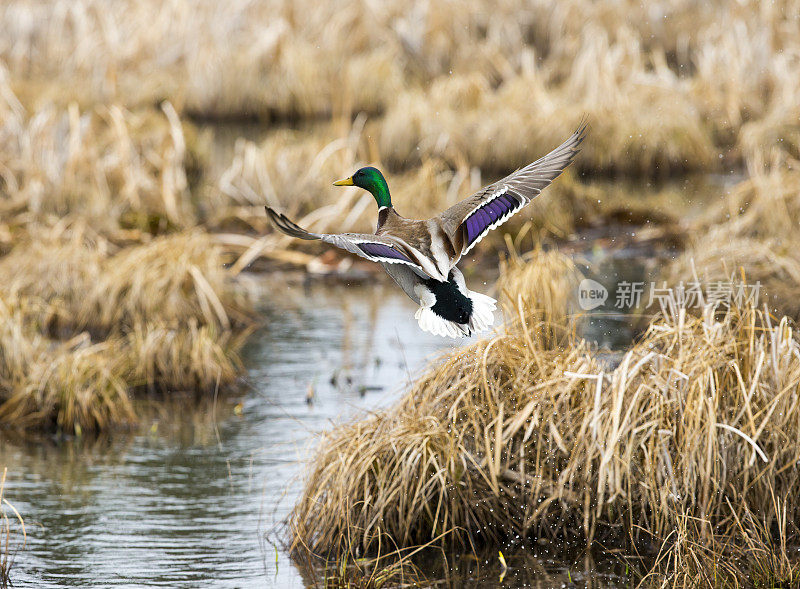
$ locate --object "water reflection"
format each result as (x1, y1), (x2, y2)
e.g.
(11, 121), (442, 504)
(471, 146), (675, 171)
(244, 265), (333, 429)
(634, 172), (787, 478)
(410, 547), (627, 588)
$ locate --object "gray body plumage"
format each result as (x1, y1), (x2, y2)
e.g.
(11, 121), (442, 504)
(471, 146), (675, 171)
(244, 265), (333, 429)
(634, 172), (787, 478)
(382, 263), (423, 304)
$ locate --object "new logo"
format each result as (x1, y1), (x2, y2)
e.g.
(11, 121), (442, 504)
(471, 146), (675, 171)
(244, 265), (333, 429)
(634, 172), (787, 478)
(578, 279), (608, 310)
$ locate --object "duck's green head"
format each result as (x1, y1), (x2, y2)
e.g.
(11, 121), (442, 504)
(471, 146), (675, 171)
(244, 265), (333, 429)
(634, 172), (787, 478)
(333, 166), (392, 209)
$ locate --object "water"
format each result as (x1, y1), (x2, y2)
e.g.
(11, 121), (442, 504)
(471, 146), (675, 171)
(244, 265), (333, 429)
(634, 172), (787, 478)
(0, 281), (465, 587)
(0, 278), (636, 587)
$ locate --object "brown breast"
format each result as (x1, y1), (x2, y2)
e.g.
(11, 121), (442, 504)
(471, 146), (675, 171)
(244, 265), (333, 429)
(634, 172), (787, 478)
(376, 209), (433, 255)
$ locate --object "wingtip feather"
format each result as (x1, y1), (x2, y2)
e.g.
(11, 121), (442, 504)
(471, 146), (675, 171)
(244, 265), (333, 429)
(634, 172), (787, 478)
(571, 116), (589, 150)
(264, 206), (319, 240)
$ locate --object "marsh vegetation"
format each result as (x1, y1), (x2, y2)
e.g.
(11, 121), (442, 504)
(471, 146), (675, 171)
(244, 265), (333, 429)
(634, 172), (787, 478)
(1, 0), (800, 586)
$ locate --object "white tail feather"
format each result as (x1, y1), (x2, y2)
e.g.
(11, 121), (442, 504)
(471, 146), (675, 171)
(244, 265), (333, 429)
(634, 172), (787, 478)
(414, 307), (469, 338)
(467, 291), (496, 333)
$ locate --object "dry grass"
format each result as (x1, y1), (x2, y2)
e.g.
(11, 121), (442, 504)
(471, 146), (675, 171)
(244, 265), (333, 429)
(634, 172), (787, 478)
(124, 321), (246, 394)
(290, 252), (800, 585)
(666, 235), (800, 320)
(0, 229), (251, 432)
(0, 228), (248, 335)
(2, 1), (797, 176)
(496, 245), (583, 335)
(0, 90), (203, 235)
(0, 0), (797, 198)
(0, 0), (795, 266)
(0, 1), (404, 119)
(640, 497), (800, 588)
(0, 317), (246, 433)
(0, 21), (260, 433)
(694, 152), (800, 245)
(0, 470), (25, 589)
(378, 71), (714, 176)
(0, 294), (133, 432)
(92, 231), (246, 331)
(666, 152), (800, 320)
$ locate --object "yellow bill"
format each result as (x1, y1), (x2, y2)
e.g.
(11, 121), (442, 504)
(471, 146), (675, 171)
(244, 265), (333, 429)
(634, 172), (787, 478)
(333, 176), (354, 186)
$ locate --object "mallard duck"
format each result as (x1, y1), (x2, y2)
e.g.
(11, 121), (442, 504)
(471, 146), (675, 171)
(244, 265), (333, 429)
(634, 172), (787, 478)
(266, 124), (586, 338)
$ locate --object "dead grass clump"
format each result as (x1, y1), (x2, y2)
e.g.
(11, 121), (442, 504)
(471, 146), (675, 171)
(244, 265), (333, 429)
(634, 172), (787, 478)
(8, 341), (133, 434)
(0, 318), (244, 432)
(0, 297), (48, 422)
(0, 295), (135, 432)
(379, 69), (714, 177)
(0, 229), (251, 431)
(290, 333), (599, 554)
(0, 86), (199, 234)
(665, 234), (800, 320)
(124, 321), (245, 393)
(289, 251), (602, 553)
(707, 155), (800, 244)
(667, 155), (800, 319)
(0, 231), (106, 335)
(291, 254), (800, 564)
(95, 230), (245, 331)
(613, 305), (800, 541)
(179, 10), (403, 120)
(496, 246), (583, 338)
(0, 229), (245, 334)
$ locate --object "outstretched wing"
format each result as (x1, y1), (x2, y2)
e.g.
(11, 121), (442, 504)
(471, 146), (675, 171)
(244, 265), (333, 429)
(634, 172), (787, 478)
(438, 123), (586, 256)
(265, 206), (428, 272)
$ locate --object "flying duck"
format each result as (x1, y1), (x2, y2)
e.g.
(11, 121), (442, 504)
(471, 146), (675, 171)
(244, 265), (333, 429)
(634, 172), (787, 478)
(265, 125), (586, 338)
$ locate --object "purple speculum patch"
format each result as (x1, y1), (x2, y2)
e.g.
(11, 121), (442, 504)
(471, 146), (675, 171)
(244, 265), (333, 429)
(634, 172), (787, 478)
(465, 194), (517, 244)
(358, 242), (412, 262)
